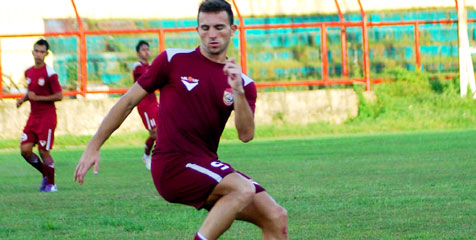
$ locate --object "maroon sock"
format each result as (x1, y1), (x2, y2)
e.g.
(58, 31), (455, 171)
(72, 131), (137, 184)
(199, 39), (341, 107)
(194, 232), (208, 240)
(145, 136), (155, 155)
(42, 156), (55, 185)
(24, 153), (44, 176)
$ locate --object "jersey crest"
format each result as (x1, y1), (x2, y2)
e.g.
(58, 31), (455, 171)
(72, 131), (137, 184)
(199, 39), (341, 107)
(181, 76), (199, 91)
(223, 88), (234, 106)
(38, 78), (45, 86)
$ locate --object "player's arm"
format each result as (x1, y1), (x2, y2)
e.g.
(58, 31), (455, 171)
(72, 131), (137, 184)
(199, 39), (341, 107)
(28, 74), (63, 102)
(74, 83), (148, 184)
(17, 74), (29, 108)
(224, 58), (254, 142)
(16, 92), (29, 108)
(27, 91), (63, 102)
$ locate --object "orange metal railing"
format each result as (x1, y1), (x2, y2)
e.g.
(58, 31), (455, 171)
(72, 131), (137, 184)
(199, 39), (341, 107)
(0, 0), (469, 98)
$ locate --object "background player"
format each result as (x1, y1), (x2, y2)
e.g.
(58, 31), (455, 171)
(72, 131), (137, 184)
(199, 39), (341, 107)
(132, 40), (159, 170)
(17, 39), (63, 192)
(75, 0), (288, 239)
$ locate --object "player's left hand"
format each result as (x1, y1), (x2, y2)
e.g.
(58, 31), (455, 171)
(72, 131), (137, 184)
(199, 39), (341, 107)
(16, 98), (25, 108)
(223, 57), (244, 94)
(74, 148), (100, 184)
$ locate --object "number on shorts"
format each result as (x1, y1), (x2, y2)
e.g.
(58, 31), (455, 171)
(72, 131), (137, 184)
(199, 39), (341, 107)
(211, 161), (229, 171)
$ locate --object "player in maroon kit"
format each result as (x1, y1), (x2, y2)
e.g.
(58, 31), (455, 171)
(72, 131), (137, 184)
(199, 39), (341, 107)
(17, 39), (63, 192)
(74, 1), (288, 239)
(133, 40), (159, 170)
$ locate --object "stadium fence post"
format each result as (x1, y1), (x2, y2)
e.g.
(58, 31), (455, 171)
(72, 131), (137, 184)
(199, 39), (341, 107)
(321, 24), (329, 83)
(414, 22), (421, 71)
(334, 0), (348, 78)
(231, 0), (248, 74)
(0, 40), (3, 99)
(357, 0), (371, 91)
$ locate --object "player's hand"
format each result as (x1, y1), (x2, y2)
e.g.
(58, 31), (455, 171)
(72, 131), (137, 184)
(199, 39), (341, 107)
(16, 98), (24, 108)
(74, 148), (100, 184)
(27, 91), (38, 101)
(223, 57), (244, 94)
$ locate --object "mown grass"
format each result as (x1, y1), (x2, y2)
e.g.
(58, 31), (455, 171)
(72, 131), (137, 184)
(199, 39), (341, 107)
(0, 130), (475, 239)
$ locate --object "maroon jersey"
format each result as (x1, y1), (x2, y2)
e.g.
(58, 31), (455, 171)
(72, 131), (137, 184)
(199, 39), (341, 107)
(138, 47), (257, 159)
(25, 65), (62, 116)
(133, 61), (158, 109)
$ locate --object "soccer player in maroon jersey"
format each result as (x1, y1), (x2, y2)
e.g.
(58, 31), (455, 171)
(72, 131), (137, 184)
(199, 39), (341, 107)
(17, 39), (63, 192)
(132, 40), (159, 170)
(74, 1), (288, 239)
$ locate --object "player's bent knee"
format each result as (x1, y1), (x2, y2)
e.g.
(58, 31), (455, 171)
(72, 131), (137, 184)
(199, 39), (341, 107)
(268, 205), (288, 227)
(234, 180), (255, 205)
(225, 176), (255, 207)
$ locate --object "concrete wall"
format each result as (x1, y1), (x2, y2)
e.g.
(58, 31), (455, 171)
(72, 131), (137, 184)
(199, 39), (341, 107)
(0, 89), (358, 140)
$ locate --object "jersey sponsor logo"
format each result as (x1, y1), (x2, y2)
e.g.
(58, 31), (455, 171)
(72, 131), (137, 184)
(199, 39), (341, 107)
(21, 133), (28, 142)
(26, 78), (31, 85)
(38, 78), (45, 86)
(181, 76), (199, 91)
(39, 140), (47, 147)
(223, 88), (234, 106)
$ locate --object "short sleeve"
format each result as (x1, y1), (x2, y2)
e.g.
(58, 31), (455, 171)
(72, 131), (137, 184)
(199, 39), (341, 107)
(137, 51), (169, 93)
(49, 74), (62, 93)
(244, 82), (257, 114)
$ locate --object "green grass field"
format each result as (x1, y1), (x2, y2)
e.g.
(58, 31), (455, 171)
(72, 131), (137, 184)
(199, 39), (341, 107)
(1, 130), (475, 239)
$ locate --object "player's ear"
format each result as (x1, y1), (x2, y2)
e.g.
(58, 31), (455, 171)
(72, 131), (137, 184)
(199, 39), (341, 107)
(231, 24), (237, 34)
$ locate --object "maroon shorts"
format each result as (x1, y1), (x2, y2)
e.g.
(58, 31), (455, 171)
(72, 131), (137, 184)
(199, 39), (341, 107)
(137, 102), (159, 131)
(21, 113), (57, 151)
(151, 153), (265, 210)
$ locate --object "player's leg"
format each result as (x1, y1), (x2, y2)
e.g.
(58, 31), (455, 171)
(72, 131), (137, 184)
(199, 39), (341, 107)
(20, 141), (44, 175)
(145, 127), (157, 155)
(37, 118), (57, 192)
(197, 172), (256, 240)
(20, 130), (45, 176)
(39, 148), (54, 181)
(138, 107), (157, 169)
(38, 148), (57, 192)
(236, 191), (288, 240)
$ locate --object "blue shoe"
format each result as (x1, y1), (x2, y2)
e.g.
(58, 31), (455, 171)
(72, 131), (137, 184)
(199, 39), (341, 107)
(39, 177), (48, 191)
(42, 184), (58, 192)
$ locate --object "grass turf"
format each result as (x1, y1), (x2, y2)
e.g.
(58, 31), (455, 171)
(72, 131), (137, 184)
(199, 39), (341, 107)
(0, 129), (475, 239)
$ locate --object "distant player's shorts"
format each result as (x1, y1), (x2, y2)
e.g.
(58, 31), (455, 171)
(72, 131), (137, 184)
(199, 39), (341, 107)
(137, 102), (159, 131)
(21, 113), (57, 151)
(151, 153), (265, 210)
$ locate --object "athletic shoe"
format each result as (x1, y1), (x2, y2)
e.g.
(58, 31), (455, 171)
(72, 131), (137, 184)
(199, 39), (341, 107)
(142, 153), (151, 170)
(42, 184), (58, 193)
(39, 176), (48, 191)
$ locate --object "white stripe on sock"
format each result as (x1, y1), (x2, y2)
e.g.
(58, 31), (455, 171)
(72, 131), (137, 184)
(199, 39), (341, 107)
(197, 232), (209, 240)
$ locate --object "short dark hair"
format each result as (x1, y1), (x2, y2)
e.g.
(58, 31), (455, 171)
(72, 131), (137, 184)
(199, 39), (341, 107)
(34, 39), (49, 51)
(198, 0), (234, 25)
(136, 40), (149, 52)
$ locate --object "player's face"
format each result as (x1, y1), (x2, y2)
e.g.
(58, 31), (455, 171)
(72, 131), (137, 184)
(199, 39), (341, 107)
(137, 44), (150, 62)
(32, 44), (48, 66)
(197, 11), (236, 60)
